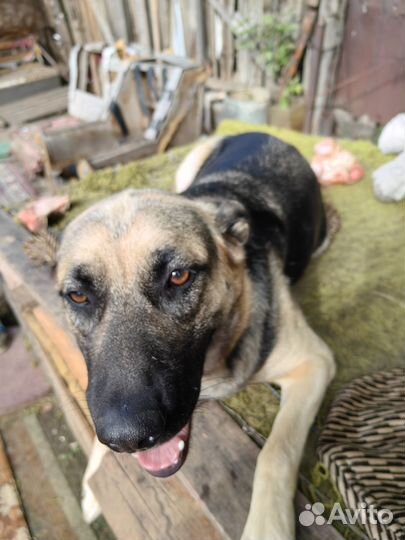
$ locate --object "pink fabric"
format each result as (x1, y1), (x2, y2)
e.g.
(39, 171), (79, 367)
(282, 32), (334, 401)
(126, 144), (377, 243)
(311, 138), (364, 186)
(17, 195), (70, 233)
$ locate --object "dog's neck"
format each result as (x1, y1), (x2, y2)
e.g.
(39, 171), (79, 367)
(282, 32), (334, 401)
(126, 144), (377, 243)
(200, 254), (279, 400)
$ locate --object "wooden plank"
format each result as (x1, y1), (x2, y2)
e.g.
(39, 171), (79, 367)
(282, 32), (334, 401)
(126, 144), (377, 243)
(90, 399), (344, 540)
(194, 0), (207, 63)
(3, 282), (94, 457)
(0, 214), (94, 454)
(181, 402), (255, 539)
(0, 437), (32, 540)
(86, 0), (114, 43)
(150, 0), (162, 52)
(207, 0), (267, 84)
(41, 0), (73, 73)
(0, 87), (68, 127)
(60, 0), (86, 43)
(279, 7), (318, 93)
(89, 137), (157, 169)
(129, 0), (152, 51)
(0, 212), (89, 414)
(169, 83), (204, 148)
(235, 0), (249, 84)
(303, 21), (324, 132)
(179, 0), (195, 58)
(114, 69), (148, 135)
(23, 414), (97, 540)
(222, 0), (235, 80)
(156, 67), (207, 151)
(182, 403), (345, 540)
(90, 450), (227, 540)
(206, 0), (219, 78)
(79, 0), (104, 42)
(310, 0), (348, 134)
(0, 270), (91, 423)
(158, 0), (171, 50)
(0, 64), (61, 105)
(28, 306), (88, 394)
(104, 0), (129, 42)
(43, 121), (119, 169)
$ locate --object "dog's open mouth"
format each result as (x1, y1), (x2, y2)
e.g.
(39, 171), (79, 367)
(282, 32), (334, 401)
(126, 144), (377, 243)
(135, 423), (190, 478)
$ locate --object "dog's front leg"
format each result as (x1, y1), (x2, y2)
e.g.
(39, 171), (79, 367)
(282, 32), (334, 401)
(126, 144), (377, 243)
(241, 343), (335, 540)
(82, 437), (109, 523)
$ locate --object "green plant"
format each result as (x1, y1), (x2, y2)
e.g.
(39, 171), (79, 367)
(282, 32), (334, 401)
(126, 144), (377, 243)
(234, 14), (298, 82)
(280, 76), (304, 108)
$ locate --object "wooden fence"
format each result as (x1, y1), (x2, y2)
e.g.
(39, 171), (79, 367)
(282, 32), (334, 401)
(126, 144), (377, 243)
(40, 0), (307, 85)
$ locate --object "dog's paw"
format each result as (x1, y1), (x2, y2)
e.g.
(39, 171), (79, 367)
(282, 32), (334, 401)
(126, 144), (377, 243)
(241, 513), (294, 540)
(241, 527), (290, 540)
(81, 482), (101, 524)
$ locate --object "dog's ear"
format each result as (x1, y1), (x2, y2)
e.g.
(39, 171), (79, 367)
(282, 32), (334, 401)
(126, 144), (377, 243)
(213, 200), (250, 264)
(24, 230), (60, 268)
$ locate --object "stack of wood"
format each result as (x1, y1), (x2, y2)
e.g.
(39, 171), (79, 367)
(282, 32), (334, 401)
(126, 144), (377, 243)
(0, 0), (68, 130)
(41, 49), (208, 173)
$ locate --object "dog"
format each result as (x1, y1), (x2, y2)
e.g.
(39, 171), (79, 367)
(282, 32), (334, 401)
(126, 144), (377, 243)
(55, 132), (335, 540)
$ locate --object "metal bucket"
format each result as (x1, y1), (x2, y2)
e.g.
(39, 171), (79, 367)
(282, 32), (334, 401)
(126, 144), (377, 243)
(220, 88), (270, 124)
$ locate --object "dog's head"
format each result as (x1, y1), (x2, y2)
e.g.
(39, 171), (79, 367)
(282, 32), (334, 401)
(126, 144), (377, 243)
(57, 188), (250, 476)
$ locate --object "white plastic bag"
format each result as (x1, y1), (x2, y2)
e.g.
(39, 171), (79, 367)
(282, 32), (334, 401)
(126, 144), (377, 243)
(373, 151), (405, 202)
(68, 44), (130, 123)
(378, 113), (405, 154)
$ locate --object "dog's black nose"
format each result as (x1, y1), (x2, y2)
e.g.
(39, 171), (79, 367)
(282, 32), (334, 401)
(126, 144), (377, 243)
(95, 408), (164, 453)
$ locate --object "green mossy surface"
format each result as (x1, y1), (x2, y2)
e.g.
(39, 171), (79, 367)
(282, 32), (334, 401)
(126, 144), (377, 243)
(62, 120), (405, 537)
(58, 145), (192, 228)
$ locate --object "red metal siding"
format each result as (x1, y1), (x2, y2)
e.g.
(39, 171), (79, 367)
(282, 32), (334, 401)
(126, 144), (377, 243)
(334, 0), (405, 124)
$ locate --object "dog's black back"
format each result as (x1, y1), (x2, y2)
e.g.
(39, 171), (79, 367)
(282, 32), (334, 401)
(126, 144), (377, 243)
(184, 132), (326, 283)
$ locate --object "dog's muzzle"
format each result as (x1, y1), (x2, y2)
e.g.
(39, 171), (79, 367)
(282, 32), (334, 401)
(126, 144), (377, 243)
(94, 404), (191, 478)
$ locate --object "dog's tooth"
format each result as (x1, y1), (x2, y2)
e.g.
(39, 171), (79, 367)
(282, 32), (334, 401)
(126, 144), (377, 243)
(178, 440), (185, 451)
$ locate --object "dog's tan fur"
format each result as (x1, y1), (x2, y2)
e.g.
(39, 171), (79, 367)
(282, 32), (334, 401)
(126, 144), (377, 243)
(175, 136), (222, 193)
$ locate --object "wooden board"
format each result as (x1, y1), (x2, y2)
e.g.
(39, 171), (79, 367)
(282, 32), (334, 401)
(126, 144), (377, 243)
(90, 448), (226, 540)
(0, 63), (61, 105)
(42, 121), (119, 169)
(0, 87), (68, 128)
(89, 137), (157, 169)
(89, 401), (257, 540)
(3, 282), (94, 457)
(156, 67), (208, 151)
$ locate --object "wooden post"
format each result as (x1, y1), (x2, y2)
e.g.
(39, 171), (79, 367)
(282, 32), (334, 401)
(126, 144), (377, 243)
(194, 0), (207, 64)
(310, 0), (348, 134)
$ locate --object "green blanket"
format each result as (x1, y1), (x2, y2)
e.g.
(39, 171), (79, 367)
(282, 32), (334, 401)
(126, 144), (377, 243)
(63, 120), (405, 538)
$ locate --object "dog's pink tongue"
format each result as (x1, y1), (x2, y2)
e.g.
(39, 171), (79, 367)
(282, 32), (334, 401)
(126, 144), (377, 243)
(135, 424), (190, 476)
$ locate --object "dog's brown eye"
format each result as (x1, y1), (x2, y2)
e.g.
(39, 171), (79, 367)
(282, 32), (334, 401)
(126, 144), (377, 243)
(169, 269), (191, 287)
(68, 292), (89, 305)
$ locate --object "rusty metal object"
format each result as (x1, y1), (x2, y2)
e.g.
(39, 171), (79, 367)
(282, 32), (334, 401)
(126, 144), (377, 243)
(334, 0), (405, 124)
